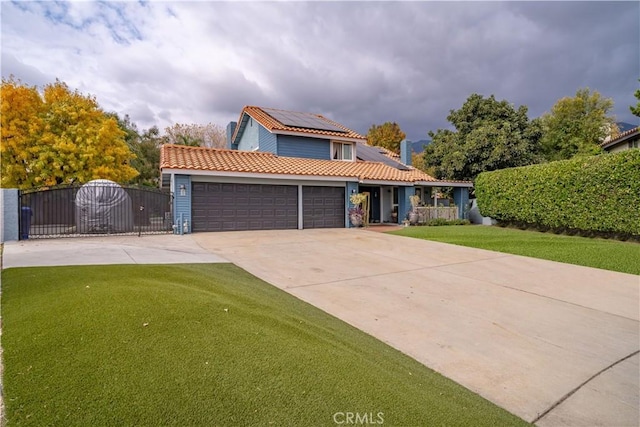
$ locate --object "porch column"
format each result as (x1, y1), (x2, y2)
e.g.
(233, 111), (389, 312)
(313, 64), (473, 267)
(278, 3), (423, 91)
(298, 185), (303, 230)
(397, 186), (415, 224)
(453, 187), (470, 219)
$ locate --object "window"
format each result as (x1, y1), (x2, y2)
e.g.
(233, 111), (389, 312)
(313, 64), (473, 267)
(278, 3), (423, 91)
(332, 142), (354, 161)
(629, 140), (639, 149)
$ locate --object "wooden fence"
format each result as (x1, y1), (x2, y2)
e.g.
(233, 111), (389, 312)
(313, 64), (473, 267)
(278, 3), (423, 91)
(415, 206), (458, 224)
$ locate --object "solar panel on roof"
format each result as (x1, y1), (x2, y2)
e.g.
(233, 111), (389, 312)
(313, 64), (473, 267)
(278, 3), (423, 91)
(356, 144), (411, 171)
(262, 108), (347, 133)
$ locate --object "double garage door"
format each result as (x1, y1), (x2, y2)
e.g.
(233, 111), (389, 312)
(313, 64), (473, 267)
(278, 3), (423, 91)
(192, 183), (344, 232)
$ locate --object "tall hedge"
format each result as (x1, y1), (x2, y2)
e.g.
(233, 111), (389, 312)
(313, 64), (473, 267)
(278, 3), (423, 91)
(475, 150), (640, 236)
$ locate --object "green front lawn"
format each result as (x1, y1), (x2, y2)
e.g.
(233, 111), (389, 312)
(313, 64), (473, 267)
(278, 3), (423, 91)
(389, 225), (640, 275)
(2, 264), (527, 426)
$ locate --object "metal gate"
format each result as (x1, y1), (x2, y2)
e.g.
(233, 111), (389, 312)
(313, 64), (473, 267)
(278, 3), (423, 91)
(18, 184), (173, 239)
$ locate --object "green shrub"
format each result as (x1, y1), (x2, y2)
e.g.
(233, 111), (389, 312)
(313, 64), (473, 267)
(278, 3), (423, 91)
(475, 150), (640, 236)
(425, 218), (471, 226)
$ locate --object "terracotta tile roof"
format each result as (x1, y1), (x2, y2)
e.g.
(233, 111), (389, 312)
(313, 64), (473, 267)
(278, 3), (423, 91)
(160, 144), (442, 183)
(600, 126), (640, 148)
(232, 106), (366, 143)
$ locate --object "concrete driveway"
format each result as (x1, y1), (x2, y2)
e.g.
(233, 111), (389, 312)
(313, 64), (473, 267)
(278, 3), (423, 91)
(192, 228), (639, 426)
(3, 228), (639, 425)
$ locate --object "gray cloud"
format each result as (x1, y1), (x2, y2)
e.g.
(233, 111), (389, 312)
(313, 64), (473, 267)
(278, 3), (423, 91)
(1, 53), (51, 87)
(1, 1), (638, 140)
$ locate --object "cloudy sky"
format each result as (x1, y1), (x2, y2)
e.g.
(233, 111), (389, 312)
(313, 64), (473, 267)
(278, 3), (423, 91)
(2, 1), (638, 141)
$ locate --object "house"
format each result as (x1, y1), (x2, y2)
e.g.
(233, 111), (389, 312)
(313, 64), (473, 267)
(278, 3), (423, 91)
(160, 106), (472, 233)
(601, 126), (640, 153)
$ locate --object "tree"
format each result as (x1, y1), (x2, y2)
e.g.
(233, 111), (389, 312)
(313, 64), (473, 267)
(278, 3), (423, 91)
(1, 78), (138, 188)
(110, 113), (165, 186)
(540, 88), (616, 161)
(423, 94), (542, 181)
(165, 123), (227, 148)
(366, 122), (406, 154)
(631, 79), (640, 118)
(133, 126), (165, 186)
(410, 152), (437, 177)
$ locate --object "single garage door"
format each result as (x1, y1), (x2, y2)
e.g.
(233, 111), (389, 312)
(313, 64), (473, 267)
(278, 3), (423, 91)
(302, 186), (345, 229)
(192, 183), (298, 232)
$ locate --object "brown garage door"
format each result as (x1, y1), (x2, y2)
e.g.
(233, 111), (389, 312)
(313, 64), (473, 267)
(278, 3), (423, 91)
(302, 186), (345, 229)
(192, 183), (298, 232)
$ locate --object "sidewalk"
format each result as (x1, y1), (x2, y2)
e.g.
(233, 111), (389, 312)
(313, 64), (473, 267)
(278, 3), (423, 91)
(1, 234), (227, 269)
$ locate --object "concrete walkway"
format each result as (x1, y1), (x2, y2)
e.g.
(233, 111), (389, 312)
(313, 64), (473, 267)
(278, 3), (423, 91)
(1, 234), (226, 268)
(2, 229), (639, 425)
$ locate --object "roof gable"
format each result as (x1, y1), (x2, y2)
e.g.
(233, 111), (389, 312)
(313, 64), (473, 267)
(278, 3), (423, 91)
(231, 106), (366, 145)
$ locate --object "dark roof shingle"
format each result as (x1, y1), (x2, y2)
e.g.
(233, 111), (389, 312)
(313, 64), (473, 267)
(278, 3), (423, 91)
(232, 106), (367, 143)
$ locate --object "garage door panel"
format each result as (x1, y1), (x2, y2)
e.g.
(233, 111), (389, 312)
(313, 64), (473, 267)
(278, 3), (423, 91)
(302, 186), (345, 229)
(236, 197), (249, 205)
(192, 183), (298, 232)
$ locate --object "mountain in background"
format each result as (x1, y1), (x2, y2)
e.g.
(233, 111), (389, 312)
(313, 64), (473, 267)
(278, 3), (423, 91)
(617, 122), (638, 132)
(410, 139), (431, 153)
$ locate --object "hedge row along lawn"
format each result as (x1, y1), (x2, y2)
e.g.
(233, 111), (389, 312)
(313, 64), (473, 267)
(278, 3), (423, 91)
(389, 225), (640, 275)
(1, 264), (527, 426)
(475, 149), (640, 237)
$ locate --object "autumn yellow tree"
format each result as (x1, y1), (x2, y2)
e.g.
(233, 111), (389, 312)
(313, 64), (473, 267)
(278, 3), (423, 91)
(366, 122), (406, 154)
(1, 78), (138, 188)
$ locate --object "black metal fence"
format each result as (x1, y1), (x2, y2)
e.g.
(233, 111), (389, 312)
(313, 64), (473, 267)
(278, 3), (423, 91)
(18, 183), (173, 239)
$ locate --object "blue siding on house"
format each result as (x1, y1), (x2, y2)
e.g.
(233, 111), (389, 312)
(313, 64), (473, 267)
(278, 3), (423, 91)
(259, 126), (277, 153)
(453, 187), (470, 219)
(277, 135), (330, 159)
(237, 116), (260, 151)
(346, 182), (359, 228)
(173, 175), (192, 233)
(226, 121), (237, 149)
(398, 186), (415, 223)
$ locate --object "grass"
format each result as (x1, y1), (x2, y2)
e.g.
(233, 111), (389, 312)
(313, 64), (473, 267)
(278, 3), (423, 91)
(389, 225), (640, 275)
(1, 264), (527, 426)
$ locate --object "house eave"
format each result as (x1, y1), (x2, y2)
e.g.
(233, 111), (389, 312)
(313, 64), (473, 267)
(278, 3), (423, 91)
(161, 168), (440, 187)
(359, 179), (415, 186)
(230, 111), (251, 145)
(161, 168), (358, 183)
(416, 180), (474, 188)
